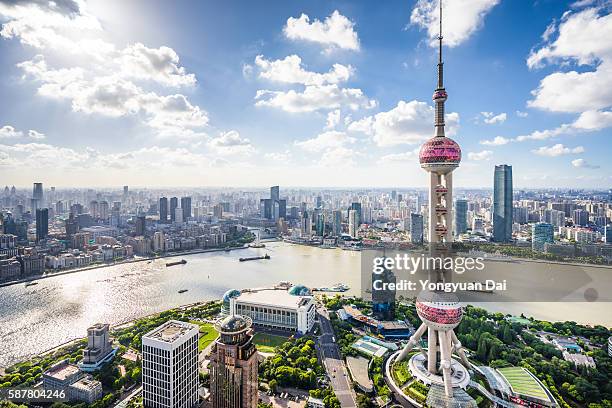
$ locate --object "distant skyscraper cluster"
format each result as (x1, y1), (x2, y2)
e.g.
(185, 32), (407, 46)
(260, 185), (286, 221)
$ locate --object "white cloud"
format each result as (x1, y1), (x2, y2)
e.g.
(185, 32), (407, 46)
(208, 131), (255, 156)
(480, 136), (510, 146)
(325, 109), (341, 129)
(571, 158), (600, 169)
(516, 110), (529, 118)
(255, 84), (376, 113)
(319, 146), (359, 167)
(284, 10), (360, 52)
(532, 144), (584, 157)
(467, 150), (493, 161)
(514, 109), (612, 142)
(481, 111), (507, 124)
(295, 131), (355, 152)
(380, 149), (419, 163)
(527, 8), (612, 113)
(410, 0), (499, 47)
(347, 100), (459, 147)
(0, 125), (22, 139)
(254, 55), (353, 85)
(264, 151), (292, 163)
(27, 129), (45, 139)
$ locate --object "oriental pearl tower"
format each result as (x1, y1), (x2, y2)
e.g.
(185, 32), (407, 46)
(393, 2), (474, 406)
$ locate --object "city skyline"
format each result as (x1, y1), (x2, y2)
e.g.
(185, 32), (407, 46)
(0, 0), (611, 188)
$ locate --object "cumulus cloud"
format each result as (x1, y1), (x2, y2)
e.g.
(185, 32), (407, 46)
(347, 100), (459, 147)
(254, 55), (353, 86)
(532, 144), (584, 157)
(0, 125), (22, 139)
(208, 131), (255, 155)
(410, 0), (499, 47)
(27, 129), (45, 139)
(319, 146), (360, 167)
(514, 109), (612, 142)
(571, 158), (600, 169)
(527, 8), (612, 113)
(380, 150), (419, 163)
(480, 136), (510, 146)
(467, 150), (493, 161)
(294, 131), (355, 152)
(325, 109), (341, 129)
(481, 111), (507, 124)
(516, 110), (529, 118)
(284, 10), (360, 52)
(255, 84), (376, 113)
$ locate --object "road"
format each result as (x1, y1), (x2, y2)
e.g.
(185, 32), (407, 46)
(317, 306), (357, 408)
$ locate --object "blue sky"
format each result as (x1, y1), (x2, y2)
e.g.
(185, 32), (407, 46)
(0, 0), (610, 188)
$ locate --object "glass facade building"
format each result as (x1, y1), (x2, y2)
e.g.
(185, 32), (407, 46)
(532, 222), (554, 252)
(493, 165), (513, 242)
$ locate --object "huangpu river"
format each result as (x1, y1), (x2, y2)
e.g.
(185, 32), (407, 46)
(0, 241), (610, 368)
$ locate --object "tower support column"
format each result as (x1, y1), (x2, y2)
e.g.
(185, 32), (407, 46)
(444, 172), (453, 242)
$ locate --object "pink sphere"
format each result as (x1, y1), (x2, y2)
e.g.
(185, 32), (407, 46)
(419, 136), (461, 168)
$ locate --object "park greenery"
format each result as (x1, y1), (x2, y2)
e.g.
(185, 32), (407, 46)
(259, 336), (321, 391)
(309, 386), (340, 408)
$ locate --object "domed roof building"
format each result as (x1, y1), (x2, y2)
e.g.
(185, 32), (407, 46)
(288, 284), (311, 296)
(221, 289), (241, 315)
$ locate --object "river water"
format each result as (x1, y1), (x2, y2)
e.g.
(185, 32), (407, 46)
(0, 242), (610, 367)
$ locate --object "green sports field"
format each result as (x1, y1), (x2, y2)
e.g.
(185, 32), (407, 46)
(497, 367), (551, 401)
(252, 332), (289, 353)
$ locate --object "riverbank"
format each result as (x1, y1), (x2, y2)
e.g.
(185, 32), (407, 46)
(0, 245), (251, 288)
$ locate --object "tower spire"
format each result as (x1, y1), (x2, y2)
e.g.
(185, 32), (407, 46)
(433, 0), (447, 137)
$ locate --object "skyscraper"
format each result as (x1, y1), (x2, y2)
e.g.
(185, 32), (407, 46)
(349, 202), (362, 226)
(123, 186), (128, 196)
(348, 209), (358, 238)
(332, 210), (342, 236)
(169, 197), (178, 222)
(410, 213), (424, 244)
(33, 182), (43, 208)
(455, 199), (468, 236)
(270, 185), (279, 202)
(532, 222), (554, 252)
(301, 210), (311, 237)
(135, 216), (146, 237)
(493, 164), (513, 242)
(209, 315), (258, 408)
(159, 197), (168, 223)
(36, 208), (49, 242)
(142, 321), (199, 408)
(181, 197), (192, 221)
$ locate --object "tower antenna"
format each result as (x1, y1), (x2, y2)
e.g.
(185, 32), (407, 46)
(438, 0), (444, 88)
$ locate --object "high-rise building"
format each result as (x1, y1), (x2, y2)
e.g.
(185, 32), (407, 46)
(33, 182), (43, 208)
(532, 222), (554, 252)
(410, 213), (424, 244)
(493, 165), (513, 242)
(99, 201), (109, 221)
(142, 320), (199, 408)
(36, 208), (49, 242)
(181, 197), (192, 221)
(348, 209), (358, 238)
(300, 210), (311, 237)
(454, 199), (467, 236)
(349, 202), (362, 226)
(123, 186), (128, 196)
(209, 315), (258, 408)
(270, 186), (279, 202)
(174, 207), (183, 224)
(605, 224), (612, 244)
(135, 216), (146, 236)
(170, 197), (178, 222)
(79, 323), (116, 372)
(572, 209), (589, 226)
(332, 210), (342, 236)
(159, 197), (168, 223)
(213, 204), (223, 219)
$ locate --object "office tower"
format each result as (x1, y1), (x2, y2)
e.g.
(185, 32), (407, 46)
(348, 209), (358, 238)
(332, 210), (342, 236)
(572, 209), (589, 226)
(209, 315), (258, 408)
(493, 165), (513, 242)
(123, 186), (128, 196)
(56, 200), (64, 215)
(301, 210), (311, 237)
(174, 207), (183, 223)
(79, 324), (115, 372)
(65, 213), (79, 237)
(349, 202), (362, 226)
(372, 265), (396, 320)
(159, 197), (168, 223)
(260, 198), (272, 219)
(33, 182), (43, 208)
(99, 201), (109, 221)
(135, 216), (146, 236)
(605, 225), (612, 244)
(454, 199), (467, 236)
(315, 212), (325, 236)
(153, 231), (165, 252)
(410, 213), (424, 244)
(89, 200), (99, 218)
(270, 186), (279, 202)
(181, 197), (192, 221)
(170, 197), (178, 222)
(30, 198), (39, 212)
(36, 208), (49, 242)
(110, 202), (121, 227)
(213, 204), (223, 219)
(142, 321), (199, 408)
(316, 195), (322, 209)
(397, 5), (473, 404)
(70, 203), (83, 216)
(532, 222), (554, 252)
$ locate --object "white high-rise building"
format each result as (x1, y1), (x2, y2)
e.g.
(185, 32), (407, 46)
(348, 209), (358, 238)
(142, 320), (199, 408)
(174, 207), (183, 224)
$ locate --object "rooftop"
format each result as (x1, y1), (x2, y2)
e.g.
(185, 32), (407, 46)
(143, 320), (197, 344)
(236, 288), (312, 309)
(44, 360), (80, 381)
(497, 367), (552, 402)
(71, 377), (101, 391)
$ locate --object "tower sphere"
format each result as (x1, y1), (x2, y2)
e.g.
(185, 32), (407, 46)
(415, 290), (463, 330)
(419, 136), (462, 173)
